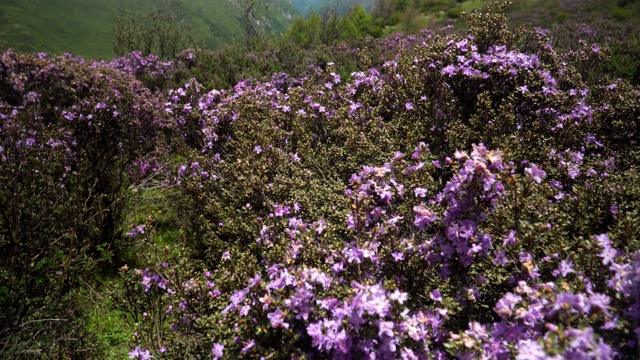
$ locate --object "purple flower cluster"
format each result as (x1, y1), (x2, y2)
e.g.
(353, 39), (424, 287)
(103, 51), (174, 83)
(129, 346), (153, 359)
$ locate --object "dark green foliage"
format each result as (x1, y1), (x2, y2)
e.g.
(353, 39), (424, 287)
(447, 7), (463, 18)
(284, 4), (379, 48)
(612, 6), (633, 20)
(285, 13), (325, 48)
(113, 10), (198, 59)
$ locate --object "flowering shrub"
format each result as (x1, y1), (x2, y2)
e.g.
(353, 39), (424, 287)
(124, 139), (639, 358)
(117, 4), (640, 358)
(0, 50), (169, 357)
(102, 51), (175, 91)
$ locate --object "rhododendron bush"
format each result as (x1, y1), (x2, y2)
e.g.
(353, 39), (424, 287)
(0, 51), (170, 357)
(2, 1), (640, 359)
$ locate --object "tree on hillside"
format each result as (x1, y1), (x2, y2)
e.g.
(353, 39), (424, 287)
(286, 3), (378, 47)
(241, 0), (261, 47)
(339, 4), (373, 39)
(318, 3), (342, 44)
(372, 0), (395, 21)
(285, 13), (323, 48)
(285, 6), (342, 47)
(113, 10), (197, 59)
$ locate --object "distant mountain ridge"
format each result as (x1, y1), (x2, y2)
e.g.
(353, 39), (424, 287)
(0, 0), (299, 59)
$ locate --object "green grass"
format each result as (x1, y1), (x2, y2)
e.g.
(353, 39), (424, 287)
(126, 182), (184, 251)
(86, 292), (131, 359)
(0, 0), (298, 59)
(460, 0), (488, 12)
(82, 183), (185, 357)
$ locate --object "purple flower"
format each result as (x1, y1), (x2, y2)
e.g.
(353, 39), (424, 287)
(267, 307), (289, 329)
(524, 164), (546, 184)
(392, 251), (404, 261)
(552, 259), (575, 277)
(390, 289), (408, 304)
(331, 262), (344, 273)
(230, 289), (247, 306)
(273, 203), (291, 217)
(239, 305), (250, 316)
(413, 205), (438, 230)
(493, 249), (509, 266)
(442, 64), (457, 75)
(594, 233), (612, 248)
(516, 339), (547, 360)
(401, 348), (419, 360)
(343, 246), (364, 264)
(241, 339), (255, 354)
(599, 246), (618, 266)
(211, 343), (224, 359)
(377, 320), (395, 338)
(549, 293), (585, 316)
(494, 292), (522, 318)
(430, 289), (443, 302)
(567, 164), (580, 179)
(565, 327), (595, 350)
(126, 224), (146, 238)
(414, 187), (428, 198)
(129, 346), (153, 360)
(587, 293), (611, 317)
(503, 230), (517, 246)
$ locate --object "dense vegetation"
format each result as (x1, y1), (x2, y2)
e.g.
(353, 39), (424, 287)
(2, 0), (640, 358)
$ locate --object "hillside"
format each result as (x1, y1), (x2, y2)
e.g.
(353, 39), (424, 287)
(0, 0), (298, 59)
(291, 0), (376, 14)
(368, 0), (640, 32)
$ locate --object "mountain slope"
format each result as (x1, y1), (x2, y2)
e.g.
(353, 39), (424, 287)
(0, 0), (298, 59)
(291, 0), (376, 15)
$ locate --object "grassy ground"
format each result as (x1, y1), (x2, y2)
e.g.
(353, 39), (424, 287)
(82, 183), (184, 357)
(85, 284), (131, 359)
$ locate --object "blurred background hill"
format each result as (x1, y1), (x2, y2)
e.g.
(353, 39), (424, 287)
(0, 0), (298, 59)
